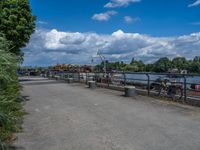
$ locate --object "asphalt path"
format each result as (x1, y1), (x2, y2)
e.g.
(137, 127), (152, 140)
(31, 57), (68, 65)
(13, 77), (200, 150)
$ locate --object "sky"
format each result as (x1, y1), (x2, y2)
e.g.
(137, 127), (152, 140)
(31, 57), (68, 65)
(23, 0), (200, 66)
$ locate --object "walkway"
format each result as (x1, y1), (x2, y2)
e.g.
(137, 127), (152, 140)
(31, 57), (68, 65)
(13, 77), (200, 150)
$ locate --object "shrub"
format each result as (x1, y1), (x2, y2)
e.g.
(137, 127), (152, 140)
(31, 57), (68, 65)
(0, 34), (24, 148)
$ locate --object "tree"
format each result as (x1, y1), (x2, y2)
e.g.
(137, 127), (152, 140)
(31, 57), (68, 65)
(153, 57), (171, 72)
(188, 56), (200, 73)
(172, 57), (188, 71)
(0, 0), (36, 56)
(130, 58), (135, 64)
(145, 64), (154, 72)
(130, 59), (145, 72)
(189, 62), (200, 74)
(94, 56), (200, 73)
(193, 56), (200, 63)
(123, 64), (138, 71)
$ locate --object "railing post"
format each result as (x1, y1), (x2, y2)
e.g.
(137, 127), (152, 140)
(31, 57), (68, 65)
(123, 72), (126, 86)
(95, 72), (98, 86)
(94, 72), (96, 82)
(146, 73), (150, 96)
(101, 73), (103, 85)
(107, 73), (110, 87)
(86, 72), (88, 84)
(78, 72), (80, 82)
(184, 76), (187, 102)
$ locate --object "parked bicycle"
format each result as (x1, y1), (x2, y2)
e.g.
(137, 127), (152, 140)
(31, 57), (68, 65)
(150, 77), (183, 100)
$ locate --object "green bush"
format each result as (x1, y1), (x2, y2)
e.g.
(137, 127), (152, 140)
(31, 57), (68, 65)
(0, 34), (24, 148)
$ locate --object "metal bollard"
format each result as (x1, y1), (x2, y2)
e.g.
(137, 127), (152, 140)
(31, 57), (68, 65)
(124, 86), (136, 97)
(88, 81), (96, 89)
(67, 78), (74, 83)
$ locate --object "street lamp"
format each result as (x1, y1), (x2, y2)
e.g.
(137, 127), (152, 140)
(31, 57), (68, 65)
(97, 50), (106, 75)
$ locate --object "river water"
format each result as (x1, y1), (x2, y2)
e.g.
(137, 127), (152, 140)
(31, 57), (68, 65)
(125, 74), (200, 87)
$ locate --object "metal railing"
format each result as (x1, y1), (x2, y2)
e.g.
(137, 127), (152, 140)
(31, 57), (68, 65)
(46, 71), (200, 102)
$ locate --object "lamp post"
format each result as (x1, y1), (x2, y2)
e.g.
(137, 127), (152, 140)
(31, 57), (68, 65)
(97, 50), (106, 75)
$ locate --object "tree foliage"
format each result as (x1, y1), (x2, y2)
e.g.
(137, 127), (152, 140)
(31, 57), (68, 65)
(95, 56), (200, 74)
(130, 59), (145, 72)
(171, 57), (188, 71)
(0, 0), (36, 56)
(153, 57), (171, 72)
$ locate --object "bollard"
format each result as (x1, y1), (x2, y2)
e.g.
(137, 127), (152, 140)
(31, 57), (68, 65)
(54, 75), (59, 80)
(124, 86), (136, 97)
(88, 76), (93, 81)
(88, 81), (96, 89)
(87, 76), (93, 85)
(67, 78), (74, 83)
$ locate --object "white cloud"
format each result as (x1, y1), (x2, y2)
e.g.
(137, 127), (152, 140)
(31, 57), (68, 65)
(37, 21), (48, 25)
(23, 29), (200, 66)
(104, 0), (141, 8)
(188, 0), (200, 7)
(124, 16), (140, 24)
(191, 22), (200, 25)
(92, 11), (118, 21)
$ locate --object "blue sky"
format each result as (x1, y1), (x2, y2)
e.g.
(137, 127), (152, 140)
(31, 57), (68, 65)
(30, 0), (200, 36)
(23, 0), (200, 66)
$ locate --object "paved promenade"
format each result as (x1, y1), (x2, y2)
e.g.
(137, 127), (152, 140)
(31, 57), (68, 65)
(13, 77), (200, 150)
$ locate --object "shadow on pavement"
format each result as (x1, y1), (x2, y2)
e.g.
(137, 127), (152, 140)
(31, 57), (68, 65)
(20, 81), (64, 86)
(9, 145), (25, 150)
(19, 78), (48, 82)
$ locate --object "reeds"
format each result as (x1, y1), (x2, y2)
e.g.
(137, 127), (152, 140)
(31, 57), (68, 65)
(0, 35), (24, 148)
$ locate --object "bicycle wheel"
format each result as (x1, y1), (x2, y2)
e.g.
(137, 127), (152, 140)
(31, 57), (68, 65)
(157, 86), (166, 97)
(169, 86), (183, 101)
(177, 87), (183, 100)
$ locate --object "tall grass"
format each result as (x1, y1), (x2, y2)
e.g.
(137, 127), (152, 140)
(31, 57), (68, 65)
(0, 35), (24, 148)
